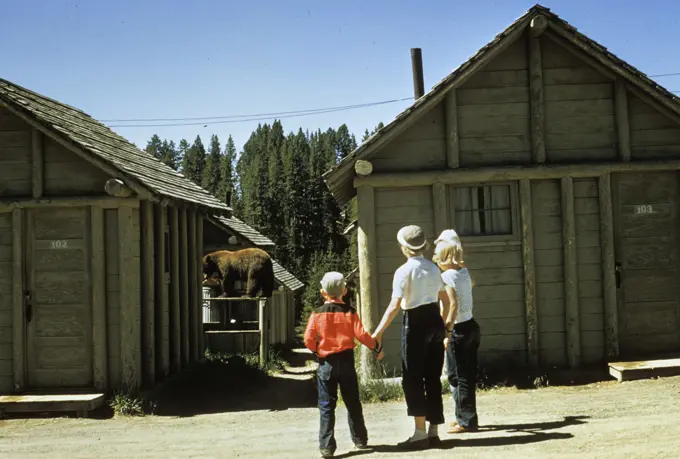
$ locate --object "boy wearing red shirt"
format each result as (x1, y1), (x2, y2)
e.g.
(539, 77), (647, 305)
(304, 271), (383, 458)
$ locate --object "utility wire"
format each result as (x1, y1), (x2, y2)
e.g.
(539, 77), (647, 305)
(106, 97), (413, 127)
(106, 74), (680, 128)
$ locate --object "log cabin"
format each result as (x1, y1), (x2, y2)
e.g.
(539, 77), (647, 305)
(324, 5), (680, 376)
(0, 78), (229, 395)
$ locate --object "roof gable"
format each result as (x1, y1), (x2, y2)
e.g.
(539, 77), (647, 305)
(323, 4), (680, 206)
(0, 78), (230, 213)
(209, 215), (276, 247)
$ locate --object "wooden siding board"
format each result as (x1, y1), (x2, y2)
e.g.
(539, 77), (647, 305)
(43, 137), (111, 196)
(629, 95), (680, 161)
(371, 103), (447, 173)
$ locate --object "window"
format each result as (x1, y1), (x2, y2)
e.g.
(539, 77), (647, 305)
(453, 185), (512, 236)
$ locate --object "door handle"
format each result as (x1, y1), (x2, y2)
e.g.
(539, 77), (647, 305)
(614, 262), (622, 289)
(23, 290), (33, 323)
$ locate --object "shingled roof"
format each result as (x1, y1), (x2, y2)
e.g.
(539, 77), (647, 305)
(323, 4), (680, 206)
(211, 215), (275, 247)
(0, 78), (230, 212)
(272, 259), (305, 292)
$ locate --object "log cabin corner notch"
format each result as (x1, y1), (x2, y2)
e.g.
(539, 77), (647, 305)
(323, 4), (680, 376)
(0, 78), (230, 394)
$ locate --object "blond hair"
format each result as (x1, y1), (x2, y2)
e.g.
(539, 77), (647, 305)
(433, 241), (464, 267)
(400, 244), (427, 259)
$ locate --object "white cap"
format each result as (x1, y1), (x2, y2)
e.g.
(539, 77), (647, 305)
(397, 225), (427, 251)
(320, 271), (346, 298)
(434, 229), (461, 246)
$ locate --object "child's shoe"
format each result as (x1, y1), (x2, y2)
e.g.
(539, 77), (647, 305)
(320, 448), (334, 458)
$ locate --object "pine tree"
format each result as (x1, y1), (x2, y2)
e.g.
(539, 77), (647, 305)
(145, 134), (163, 160)
(182, 135), (207, 185)
(202, 135), (222, 195)
(178, 139), (190, 173)
(159, 140), (179, 170)
(335, 124), (358, 161)
(361, 122), (384, 142)
(264, 121), (286, 246)
(218, 135), (238, 207)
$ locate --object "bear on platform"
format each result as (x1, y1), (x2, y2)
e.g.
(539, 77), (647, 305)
(202, 248), (275, 298)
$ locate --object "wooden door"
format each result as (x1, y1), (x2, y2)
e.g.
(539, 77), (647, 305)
(26, 208), (93, 388)
(613, 172), (680, 358)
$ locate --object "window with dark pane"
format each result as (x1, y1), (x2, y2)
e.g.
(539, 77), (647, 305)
(454, 185), (512, 236)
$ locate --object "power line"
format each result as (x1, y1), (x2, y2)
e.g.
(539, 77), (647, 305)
(106, 97), (413, 127)
(650, 72), (680, 78)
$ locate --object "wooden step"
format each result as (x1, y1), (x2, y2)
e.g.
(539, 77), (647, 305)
(609, 358), (680, 382)
(0, 393), (106, 417)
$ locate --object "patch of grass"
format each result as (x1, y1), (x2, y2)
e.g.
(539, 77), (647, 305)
(108, 391), (155, 417)
(204, 347), (286, 375)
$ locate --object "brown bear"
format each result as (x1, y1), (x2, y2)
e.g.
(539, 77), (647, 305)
(202, 248), (275, 298)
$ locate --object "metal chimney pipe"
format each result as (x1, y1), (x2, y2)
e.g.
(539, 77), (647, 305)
(411, 48), (425, 100)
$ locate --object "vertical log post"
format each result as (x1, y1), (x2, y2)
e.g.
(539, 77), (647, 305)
(187, 210), (198, 362)
(155, 205), (170, 378)
(528, 18), (546, 164)
(140, 201), (155, 386)
(356, 185), (380, 379)
(179, 208), (190, 367)
(445, 89), (460, 169)
(599, 173), (619, 357)
(519, 180), (539, 367)
(169, 206), (182, 372)
(31, 129), (43, 198)
(615, 80), (631, 162)
(259, 299), (269, 365)
(91, 206), (108, 390)
(432, 183), (449, 235)
(561, 176), (581, 368)
(196, 214), (205, 360)
(12, 209), (25, 391)
(118, 206), (141, 390)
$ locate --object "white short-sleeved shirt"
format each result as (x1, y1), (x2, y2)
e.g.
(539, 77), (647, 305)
(392, 255), (445, 310)
(441, 268), (474, 324)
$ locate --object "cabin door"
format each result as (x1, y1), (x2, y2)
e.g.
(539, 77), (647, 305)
(613, 172), (680, 358)
(25, 207), (93, 388)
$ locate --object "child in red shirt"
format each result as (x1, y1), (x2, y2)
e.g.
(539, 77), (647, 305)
(304, 271), (383, 458)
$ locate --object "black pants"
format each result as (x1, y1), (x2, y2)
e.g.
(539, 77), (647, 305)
(401, 302), (446, 424)
(445, 318), (481, 428)
(317, 349), (367, 452)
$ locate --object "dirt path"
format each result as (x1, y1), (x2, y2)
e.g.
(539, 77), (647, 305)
(1, 357), (680, 458)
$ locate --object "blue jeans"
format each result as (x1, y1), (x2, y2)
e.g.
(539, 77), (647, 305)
(401, 302), (446, 424)
(446, 318), (481, 428)
(317, 349), (367, 452)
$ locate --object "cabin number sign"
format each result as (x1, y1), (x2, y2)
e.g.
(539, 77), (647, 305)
(50, 240), (69, 249)
(635, 205), (654, 215)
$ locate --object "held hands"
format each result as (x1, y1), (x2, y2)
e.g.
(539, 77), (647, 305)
(377, 350), (384, 361)
(443, 337), (450, 350)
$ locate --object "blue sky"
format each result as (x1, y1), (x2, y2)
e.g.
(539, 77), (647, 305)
(3, 0), (680, 153)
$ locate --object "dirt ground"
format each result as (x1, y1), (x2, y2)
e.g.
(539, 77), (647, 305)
(1, 351), (680, 459)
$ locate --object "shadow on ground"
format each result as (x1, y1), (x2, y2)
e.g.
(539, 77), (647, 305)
(151, 349), (318, 417)
(369, 416), (585, 454)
